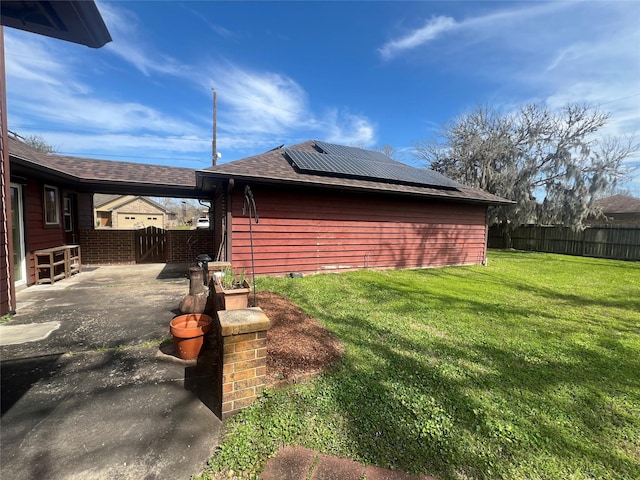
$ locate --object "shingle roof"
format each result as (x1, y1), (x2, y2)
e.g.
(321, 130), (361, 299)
(200, 140), (510, 205)
(594, 195), (640, 214)
(8, 136), (198, 194)
(94, 194), (172, 213)
(93, 193), (123, 208)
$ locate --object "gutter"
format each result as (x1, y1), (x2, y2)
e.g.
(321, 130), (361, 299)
(196, 170), (512, 207)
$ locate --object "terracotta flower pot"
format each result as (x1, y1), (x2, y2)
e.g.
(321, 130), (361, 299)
(169, 313), (213, 360)
(214, 279), (251, 311)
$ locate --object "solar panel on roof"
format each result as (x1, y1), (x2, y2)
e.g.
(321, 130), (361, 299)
(285, 148), (460, 189)
(314, 140), (390, 162)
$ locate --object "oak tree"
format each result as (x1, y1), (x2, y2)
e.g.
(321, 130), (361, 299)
(414, 103), (636, 245)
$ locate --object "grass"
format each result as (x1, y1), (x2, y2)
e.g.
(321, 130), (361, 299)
(200, 251), (640, 480)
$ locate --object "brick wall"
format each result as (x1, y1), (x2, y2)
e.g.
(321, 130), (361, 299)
(220, 330), (268, 418)
(166, 230), (215, 263)
(79, 229), (216, 264)
(80, 229), (136, 264)
(217, 307), (271, 418)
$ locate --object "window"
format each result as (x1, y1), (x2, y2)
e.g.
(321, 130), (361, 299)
(44, 185), (59, 225)
(64, 196), (73, 232)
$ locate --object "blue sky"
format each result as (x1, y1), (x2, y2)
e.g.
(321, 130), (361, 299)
(5, 1), (640, 192)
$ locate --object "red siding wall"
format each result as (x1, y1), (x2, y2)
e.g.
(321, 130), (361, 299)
(229, 186), (488, 276)
(24, 182), (66, 284)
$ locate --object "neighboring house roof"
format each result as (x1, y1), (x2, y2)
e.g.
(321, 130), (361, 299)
(594, 195), (640, 214)
(94, 194), (172, 213)
(8, 136), (204, 198)
(198, 140), (510, 205)
(94, 194), (123, 208)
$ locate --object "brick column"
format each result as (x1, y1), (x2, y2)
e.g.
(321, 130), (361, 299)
(218, 307), (271, 418)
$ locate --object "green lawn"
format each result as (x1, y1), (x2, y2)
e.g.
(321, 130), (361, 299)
(201, 251), (640, 480)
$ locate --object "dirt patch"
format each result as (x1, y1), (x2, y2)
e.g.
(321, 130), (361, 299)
(256, 291), (344, 388)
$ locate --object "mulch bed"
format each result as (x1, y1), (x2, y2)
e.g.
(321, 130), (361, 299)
(255, 290), (344, 388)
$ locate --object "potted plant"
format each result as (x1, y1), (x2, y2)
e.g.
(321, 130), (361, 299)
(213, 266), (250, 311)
(169, 313), (213, 360)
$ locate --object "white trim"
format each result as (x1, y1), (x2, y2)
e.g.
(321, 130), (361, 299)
(10, 183), (26, 287)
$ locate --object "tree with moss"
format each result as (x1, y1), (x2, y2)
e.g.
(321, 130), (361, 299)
(415, 103), (637, 246)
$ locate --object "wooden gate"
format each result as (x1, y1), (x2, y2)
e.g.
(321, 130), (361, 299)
(135, 226), (167, 263)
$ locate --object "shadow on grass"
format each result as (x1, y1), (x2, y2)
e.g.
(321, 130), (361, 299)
(269, 264), (640, 479)
(313, 312), (638, 479)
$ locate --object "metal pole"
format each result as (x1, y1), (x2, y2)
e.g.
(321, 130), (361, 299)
(243, 186), (259, 306)
(212, 88), (217, 166)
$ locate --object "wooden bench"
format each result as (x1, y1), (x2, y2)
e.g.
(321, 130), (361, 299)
(34, 245), (82, 285)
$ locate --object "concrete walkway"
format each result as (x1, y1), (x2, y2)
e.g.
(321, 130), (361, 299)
(0, 264), (222, 480)
(261, 447), (440, 480)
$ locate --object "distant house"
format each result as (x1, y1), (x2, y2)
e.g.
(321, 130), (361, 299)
(591, 195), (640, 225)
(197, 140), (510, 276)
(94, 194), (173, 229)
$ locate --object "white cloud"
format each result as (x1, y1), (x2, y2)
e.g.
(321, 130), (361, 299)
(379, 16), (457, 60)
(5, 3), (378, 166)
(4, 29), (208, 162)
(36, 130), (210, 161)
(194, 61), (377, 152)
(385, 3), (639, 138)
(179, 3), (240, 40)
(206, 62), (311, 135)
(98, 2), (189, 78)
(379, 2), (566, 60)
(322, 109), (376, 147)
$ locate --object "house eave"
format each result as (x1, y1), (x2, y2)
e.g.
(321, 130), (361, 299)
(1, 1), (112, 48)
(196, 170), (511, 206)
(10, 155), (206, 198)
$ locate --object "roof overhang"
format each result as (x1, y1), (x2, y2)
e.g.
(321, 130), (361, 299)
(1, 1), (111, 48)
(196, 169), (512, 206)
(10, 155), (206, 198)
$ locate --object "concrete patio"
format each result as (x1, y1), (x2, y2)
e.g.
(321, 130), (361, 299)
(0, 263), (222, 480)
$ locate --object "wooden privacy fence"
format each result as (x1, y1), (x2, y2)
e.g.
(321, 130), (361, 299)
(488, 225), (640, 261)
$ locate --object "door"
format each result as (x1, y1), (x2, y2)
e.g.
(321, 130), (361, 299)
(10, 184), (26, 287)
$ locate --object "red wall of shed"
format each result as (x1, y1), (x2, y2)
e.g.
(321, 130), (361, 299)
(229, 186), (488, 276)
(24, 181), (66, 284)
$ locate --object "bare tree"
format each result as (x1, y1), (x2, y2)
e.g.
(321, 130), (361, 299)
(414, 103), (637, 246)
(374, 144), (403, 160)
(24, 134), (57, 153)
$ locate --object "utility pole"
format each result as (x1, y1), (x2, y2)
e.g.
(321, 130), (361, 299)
(212, 88), (217, 166)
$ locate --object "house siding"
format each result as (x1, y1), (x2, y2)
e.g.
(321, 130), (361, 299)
(229, 185), (488, 276)
(24, 181), (66, 283)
